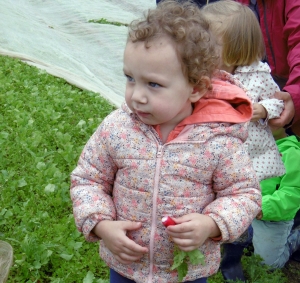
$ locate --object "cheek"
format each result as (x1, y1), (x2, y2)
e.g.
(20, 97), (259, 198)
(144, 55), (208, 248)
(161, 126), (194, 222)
(124, 87), (132, 105)
(152, 100), (176, 119)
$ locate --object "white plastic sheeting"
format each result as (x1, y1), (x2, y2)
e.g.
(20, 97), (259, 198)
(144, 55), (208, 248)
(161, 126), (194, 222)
(0, 0), (156, 107)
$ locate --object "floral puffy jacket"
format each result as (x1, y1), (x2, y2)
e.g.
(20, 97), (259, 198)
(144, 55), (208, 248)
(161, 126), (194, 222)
(70, 103), (261, 283)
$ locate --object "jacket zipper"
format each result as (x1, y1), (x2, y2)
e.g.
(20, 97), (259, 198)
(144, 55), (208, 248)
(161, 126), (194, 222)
(147, 145), (163, 283)
(146, 125), (204, 282)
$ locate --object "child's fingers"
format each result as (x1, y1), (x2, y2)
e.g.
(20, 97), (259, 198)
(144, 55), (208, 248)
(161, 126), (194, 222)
(123, 238), (149, 254)
(172, 237), (199, 251)
(167, 223), (193, 235)
(114, 252), (144, 265)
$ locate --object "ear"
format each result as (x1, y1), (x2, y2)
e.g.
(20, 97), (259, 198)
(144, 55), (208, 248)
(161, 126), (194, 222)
(189, 76), (211, 103)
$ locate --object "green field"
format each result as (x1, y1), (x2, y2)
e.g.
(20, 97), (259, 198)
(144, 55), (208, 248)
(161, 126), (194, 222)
(0, 55), (297, 282)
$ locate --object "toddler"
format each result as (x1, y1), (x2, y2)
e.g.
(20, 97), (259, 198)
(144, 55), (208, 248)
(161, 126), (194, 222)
(70, 1), (261, 282)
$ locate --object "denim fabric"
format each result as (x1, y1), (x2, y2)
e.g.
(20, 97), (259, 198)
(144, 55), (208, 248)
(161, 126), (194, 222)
(252, 219), (295, 268)
(110, 268), (208, 283)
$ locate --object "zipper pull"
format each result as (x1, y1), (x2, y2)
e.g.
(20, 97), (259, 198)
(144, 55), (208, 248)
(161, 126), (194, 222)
(156, 147), (163, 158)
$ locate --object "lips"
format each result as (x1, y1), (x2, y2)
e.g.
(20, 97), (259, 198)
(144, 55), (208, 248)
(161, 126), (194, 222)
(136, 110), (150, 118)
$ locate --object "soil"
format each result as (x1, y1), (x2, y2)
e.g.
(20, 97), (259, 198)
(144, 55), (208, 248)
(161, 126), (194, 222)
(282, 259), (300, 283)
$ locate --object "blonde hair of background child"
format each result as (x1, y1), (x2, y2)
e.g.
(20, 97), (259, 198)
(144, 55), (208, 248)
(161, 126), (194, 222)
(202, 0), (265, 67)
(128, 0), (219, 89)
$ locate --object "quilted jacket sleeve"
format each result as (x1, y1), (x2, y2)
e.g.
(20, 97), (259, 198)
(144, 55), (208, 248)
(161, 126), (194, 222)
(257, 70), (284, 120)
(202, 135), (262, 242)
(70, 116), (117, 242)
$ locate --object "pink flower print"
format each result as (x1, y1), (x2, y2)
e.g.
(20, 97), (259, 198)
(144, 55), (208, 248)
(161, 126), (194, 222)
(152, 265), (159, 274)
(100, 130), (110, 138)
(161, 159), (167, 167)
(154, 232), (163, 242)
(188, 155), (197, 166)
(126, 268), (134, 277)
(131, 161), (139, 169)
(131, 198), (138, 208)
(122, 205), (129, 215)
(139, 147), (147, 155)
(178, 168), (187, 177)
(215, 171), (224, 179)
(92, 195), (100, 201)
(122, 168), (130, 178)
(225, 159), (232, 166)
(120, 132), (127, 140)
(98, 155), (107, 165)
(204, 150), (213, 159)
(176, 203), (185, 210)
(226, 140), (233, 149)
(157, 197), (163, 205)
(132, 124), (140, 132)
(74, 199), (82, 206)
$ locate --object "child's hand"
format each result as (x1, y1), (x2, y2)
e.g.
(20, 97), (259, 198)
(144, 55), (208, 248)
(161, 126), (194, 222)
(256, 210), (263, 220)
(269, 91), (295, 129)
(251, 103), (267, 121)
(93, 220), (148, 264)
(165, 213), (220, 251)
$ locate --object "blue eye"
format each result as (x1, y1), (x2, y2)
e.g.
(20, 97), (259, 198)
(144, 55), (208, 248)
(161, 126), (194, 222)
(125, 75), (135, 82)
(149, 82), (161, 88)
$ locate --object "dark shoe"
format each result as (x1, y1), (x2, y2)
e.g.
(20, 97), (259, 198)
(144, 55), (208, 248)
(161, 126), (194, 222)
(220, 243), (246, 282)
(288, 227), (300, 262)
(291, 249), (300, 262)
(292, 210), (300, 229)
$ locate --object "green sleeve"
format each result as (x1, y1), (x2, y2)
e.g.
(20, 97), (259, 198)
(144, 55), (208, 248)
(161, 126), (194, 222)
(261, 136), (300, 221)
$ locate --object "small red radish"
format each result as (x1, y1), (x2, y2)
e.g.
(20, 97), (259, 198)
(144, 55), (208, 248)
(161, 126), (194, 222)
(162, 216), (176, 227)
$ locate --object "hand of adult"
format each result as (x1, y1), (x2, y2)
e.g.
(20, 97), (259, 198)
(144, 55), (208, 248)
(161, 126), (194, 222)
(269, 91), (295, 129)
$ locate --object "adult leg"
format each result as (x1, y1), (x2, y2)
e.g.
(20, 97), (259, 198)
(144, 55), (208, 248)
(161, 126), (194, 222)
(252, 219), (296, 268)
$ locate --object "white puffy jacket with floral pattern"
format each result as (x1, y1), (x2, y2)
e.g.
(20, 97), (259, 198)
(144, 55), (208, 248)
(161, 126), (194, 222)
(71, 93), (261, 282)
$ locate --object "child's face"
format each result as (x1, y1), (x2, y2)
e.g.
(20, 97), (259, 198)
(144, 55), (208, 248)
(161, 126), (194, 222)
(123, 38), (200, 128)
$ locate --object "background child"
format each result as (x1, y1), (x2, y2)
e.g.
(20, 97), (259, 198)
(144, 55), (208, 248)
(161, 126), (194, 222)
(203, 0), (285, 182)
(203, 0), (299, 281)
(70, 1), (261, 282)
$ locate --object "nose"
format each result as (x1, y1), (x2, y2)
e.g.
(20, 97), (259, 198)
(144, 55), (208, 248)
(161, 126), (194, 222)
(131, 85), (147, 104)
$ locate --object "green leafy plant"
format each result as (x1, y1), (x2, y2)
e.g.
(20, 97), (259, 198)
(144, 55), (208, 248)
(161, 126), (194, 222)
(241, 251), (287, 283)
(171, 246), (205, 282)
(0, 54), (115, 282)
(0, 54), (297, 282)
(88, 18), (128, 27)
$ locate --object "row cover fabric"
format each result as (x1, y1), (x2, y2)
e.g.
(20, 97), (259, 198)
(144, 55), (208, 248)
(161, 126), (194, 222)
(0, 0), (156, 108)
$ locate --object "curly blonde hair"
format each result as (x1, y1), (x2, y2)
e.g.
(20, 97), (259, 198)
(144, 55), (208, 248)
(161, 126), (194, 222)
(202, 0), (265, 66)
(128, 0), (219, 87)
